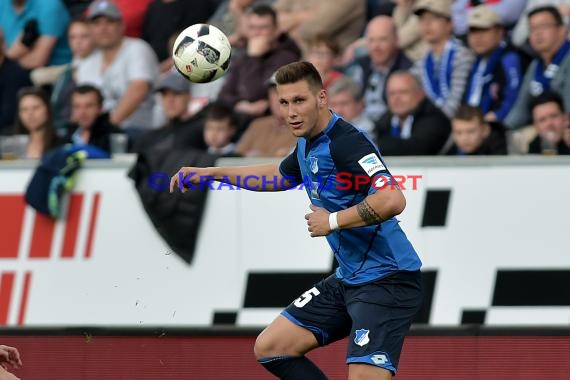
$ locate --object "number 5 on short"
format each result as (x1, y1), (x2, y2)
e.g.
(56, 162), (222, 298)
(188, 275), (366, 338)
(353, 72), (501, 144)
(293, 287), (320, 308)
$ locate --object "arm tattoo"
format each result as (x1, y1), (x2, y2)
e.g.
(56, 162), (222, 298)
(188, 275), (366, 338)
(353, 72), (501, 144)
(356, 199), (384, 225)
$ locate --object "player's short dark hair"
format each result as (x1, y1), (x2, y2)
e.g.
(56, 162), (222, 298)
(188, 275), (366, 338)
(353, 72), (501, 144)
(453, 105), (485, 124)
(248, 4), (277, 25)
(275, 61), (323, 92)
(528, 5), (564, 26)
(72, 84), (104, 106)
(205, 102), (237, 127)
(529, 90), (565, 114)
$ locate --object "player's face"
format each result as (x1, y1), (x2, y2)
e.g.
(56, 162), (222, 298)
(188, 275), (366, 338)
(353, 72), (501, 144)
(329, 91), (363, 122)
(468, 27), (503, 56)
(71, 92), (102, 129)
(18, 95), (48, 132)
(532, 102), (569, 142)
(277, 80), (325, 139)
(386, 75), (424, 118)
(452, 118), (490, 154)
(90, 17), (124, 49)
(419, 12), (452, 44)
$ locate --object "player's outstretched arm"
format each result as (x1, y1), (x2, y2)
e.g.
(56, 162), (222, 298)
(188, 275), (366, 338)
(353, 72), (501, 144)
(305, 186), (406, 237)
(170, 163), (294, 193)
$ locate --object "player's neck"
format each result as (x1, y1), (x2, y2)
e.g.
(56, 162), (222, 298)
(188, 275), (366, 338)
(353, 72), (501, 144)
(309, 110), (333, 139)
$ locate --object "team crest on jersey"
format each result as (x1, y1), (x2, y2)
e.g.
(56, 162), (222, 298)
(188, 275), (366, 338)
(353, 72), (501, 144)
(358, 153), (385, 177)
(354, 329), (370, 347)
(309, 157), (319, 174)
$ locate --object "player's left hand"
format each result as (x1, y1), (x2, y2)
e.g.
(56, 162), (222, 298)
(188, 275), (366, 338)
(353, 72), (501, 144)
(305, 204), (331, 237)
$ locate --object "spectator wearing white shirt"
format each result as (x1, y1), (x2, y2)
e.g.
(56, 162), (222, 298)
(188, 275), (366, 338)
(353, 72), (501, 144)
(76, 0), (159, 140)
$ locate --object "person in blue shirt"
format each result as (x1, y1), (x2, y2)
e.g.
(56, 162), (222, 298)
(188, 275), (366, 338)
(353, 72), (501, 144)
(170, 61), (423, 380)
(0, 0), (72, 68)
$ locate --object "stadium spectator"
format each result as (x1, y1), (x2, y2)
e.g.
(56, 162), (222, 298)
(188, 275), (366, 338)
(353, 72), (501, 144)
(142, 0), (218, 73)
(451, 0), (527, 38)
(77, 0), (159, 139)
(66, 85), (121, 154)
(305, 36), (344, 91)
(392, 0), (429, 62)
(0, 344), (22, 380)
(512, 0), (570, 48)
(14, 87), (60, 159)
(464, 5), (528, 123)
(203, 103), (237, 156)
(446, 105), (507, 155)
(31, 17), (96, 134)
(217, 4), (301, 128)
(235, 73), (296, 157)
(344, 16), (413, 123)
(411, 0), (474, 119)
(133, 71), (207, 153)
(209, 0), (275, 53)
(0, 0), (72, 68)
(374, 70), (451, 155)
(328, 76), (375, 137)
(0, 30), (32, 134)
(340, 0), (427, 65)
(527, 90), (570, 154)
(272, 0), (366, 54)
(505, 6), (570, 129)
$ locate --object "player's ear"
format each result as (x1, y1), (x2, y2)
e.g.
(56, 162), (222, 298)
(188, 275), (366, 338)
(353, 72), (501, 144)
(318, 90), (327, 107)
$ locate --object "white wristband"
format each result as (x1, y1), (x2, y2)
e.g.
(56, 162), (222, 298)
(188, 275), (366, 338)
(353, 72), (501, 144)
(329, 212), (339, 231)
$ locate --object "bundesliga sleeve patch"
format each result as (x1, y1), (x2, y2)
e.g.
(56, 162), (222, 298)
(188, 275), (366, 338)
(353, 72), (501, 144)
(357, 153), (386, 177)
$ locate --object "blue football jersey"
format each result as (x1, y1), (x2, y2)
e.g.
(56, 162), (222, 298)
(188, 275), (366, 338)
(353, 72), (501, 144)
(279, 113), (422, 285)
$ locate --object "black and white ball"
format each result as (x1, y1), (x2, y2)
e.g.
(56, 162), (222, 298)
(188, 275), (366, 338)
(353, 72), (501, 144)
(172, 24), (231, 83)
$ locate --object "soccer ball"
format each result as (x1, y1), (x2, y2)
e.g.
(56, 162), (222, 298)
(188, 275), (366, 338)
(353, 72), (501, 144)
(172, 24), (232, 83)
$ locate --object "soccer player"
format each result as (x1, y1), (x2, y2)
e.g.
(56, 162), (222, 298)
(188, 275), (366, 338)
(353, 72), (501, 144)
(0, 344), (22, 380)
(170, 61), (423, 380)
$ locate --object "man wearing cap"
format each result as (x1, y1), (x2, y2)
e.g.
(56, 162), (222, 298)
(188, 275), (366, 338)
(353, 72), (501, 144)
(505, 5), (570, 129)
(464, 5), (528, 123)
(0, 0), (72, 68)
(411, 0), (474, 119)
(133, 71), (206, 153)
(76, 0), (159, 139)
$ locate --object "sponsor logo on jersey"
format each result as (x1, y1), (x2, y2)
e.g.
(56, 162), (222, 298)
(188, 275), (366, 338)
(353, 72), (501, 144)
(358, 154), (385, 177)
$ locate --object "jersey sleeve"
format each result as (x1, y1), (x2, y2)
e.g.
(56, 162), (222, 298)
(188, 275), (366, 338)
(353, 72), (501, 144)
(279, 144), (302, 186)
(330, 130), (395, 195)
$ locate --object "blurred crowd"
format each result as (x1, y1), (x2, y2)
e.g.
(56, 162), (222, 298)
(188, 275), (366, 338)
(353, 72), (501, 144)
(1, 0), (570, 161)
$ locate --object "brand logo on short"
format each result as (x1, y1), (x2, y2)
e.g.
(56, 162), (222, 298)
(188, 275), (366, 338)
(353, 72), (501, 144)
(358, 154), (385, 177)
(354, 329), (370, 347)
